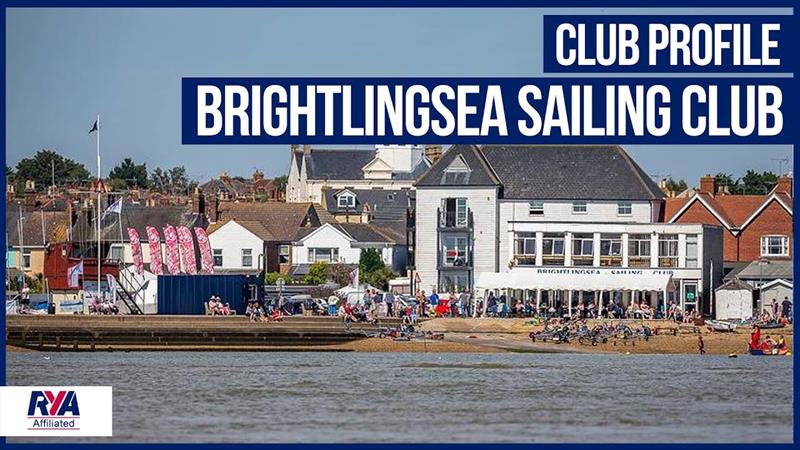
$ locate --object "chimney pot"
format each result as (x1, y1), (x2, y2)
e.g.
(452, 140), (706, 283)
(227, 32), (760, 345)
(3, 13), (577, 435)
(699, 175), (716, 196)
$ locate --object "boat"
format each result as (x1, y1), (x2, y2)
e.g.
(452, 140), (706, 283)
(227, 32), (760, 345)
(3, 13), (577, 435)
(756, 321), (786, 329)
(749, 347), (790, 356)
(706, 320), (737, 332)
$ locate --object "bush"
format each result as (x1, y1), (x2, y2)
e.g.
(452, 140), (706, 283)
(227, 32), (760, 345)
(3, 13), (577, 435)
(359, 248), (385, 274)
(326, 264), (353, 287)
(264, 272), (289, 285)
(363, 266), (397, 291)
(303, 261), (328, 285)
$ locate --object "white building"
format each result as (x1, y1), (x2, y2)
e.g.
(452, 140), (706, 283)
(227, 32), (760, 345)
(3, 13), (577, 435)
(287, 145), (431, 203)
(414, 145), (724, 316)
(290, 222), (406, 274)
(207, 219), (273, 274)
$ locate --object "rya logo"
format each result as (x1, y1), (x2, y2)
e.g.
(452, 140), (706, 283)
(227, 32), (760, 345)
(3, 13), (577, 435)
(27, 390), (80, 417)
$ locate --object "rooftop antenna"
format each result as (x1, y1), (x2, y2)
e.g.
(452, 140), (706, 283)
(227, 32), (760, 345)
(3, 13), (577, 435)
(771, 157), (790, 176)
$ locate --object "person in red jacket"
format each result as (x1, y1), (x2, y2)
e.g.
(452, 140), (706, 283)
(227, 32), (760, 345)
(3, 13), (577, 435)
(749, 326), (761, 350)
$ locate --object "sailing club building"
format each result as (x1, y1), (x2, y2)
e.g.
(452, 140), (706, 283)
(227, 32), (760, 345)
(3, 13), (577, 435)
(413, 145), (724, 316)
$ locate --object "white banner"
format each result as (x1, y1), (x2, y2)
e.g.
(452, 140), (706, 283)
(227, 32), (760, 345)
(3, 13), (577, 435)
(0, 386), (112, 437)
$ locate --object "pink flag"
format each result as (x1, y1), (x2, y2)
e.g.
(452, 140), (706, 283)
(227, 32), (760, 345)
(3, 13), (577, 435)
(194, 227), (215, 274)
(177, 226), (198, 275)
(163, 224), (182, 275)
(127, 228), (145, 275)
(145, 226), (164, 275)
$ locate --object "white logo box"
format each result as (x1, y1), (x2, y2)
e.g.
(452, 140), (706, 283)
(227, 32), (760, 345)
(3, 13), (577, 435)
(0, 386), (112, 437)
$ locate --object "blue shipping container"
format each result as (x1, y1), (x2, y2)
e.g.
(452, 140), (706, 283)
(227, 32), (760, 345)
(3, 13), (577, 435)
(157, 274), (262, 315)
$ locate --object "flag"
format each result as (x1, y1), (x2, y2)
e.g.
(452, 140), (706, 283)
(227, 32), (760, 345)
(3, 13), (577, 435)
(177, 226), (198, 275)
(194, 227), (215, 274)
(163, 225), (182, 275)
(349, 267), (359, 289)
(88, 119), (98, 134)
(101, 197), (123, 221)
(67, 261), (84, 288)
(145, 226), (164, 275)
(128, 228), (144, 275)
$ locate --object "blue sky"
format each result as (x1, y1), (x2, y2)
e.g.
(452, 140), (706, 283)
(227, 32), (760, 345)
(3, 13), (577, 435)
(5, 8), (792, 184)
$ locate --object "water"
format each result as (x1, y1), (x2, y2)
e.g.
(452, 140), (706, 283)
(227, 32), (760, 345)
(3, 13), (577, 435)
(6, 352), (793, 443)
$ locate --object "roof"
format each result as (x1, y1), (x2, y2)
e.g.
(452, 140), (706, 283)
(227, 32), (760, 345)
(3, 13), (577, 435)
(207, 219), (276, 241)
(666, 191), (792, 232)
(200, 177), (251, 197)
(415, 144), (501, 187)
(759, 278), (792, 291)
(323, 188), (414, 221)
(71, 203), (207, 243)
(217, 201), (319, 241)
(735, 260), (793, 281)
(478, 145), (664, 200)
(303, 148), (429, 181)
(715, 278), (754, 292)
(6, 209), (70, 247)
(293, 222), (395, 244)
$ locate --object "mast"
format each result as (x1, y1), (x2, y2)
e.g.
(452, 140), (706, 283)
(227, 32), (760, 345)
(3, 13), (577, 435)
(96, 114), (101, 301)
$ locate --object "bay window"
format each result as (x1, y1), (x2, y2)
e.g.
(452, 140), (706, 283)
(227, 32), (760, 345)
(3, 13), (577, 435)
(572, 233), (594, 266)
(600, 234), (622, 267)
(542, 233), (565, 266)
(309, 248), (339, 263)
(513, 232), (536, 266)
(441, 234), (469, 267)
(658, 234), (679, 268)
(628, 234), (651, 268)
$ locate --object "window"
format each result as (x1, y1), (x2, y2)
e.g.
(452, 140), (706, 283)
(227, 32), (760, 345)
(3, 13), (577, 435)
(628, 234), (651, 268)
(309, 248), (339, 263)
(440, 271), (469, 293)
(109, 244), (124, 261)
(542, 233), (565, 266)
(513, 232), (537, 265)
(337, 194), (356, 209)
(21, 249), (31, 270)
(686, 235), (699, 268)
(761, 235), (789, 257)
(278, 245), (290, 264)
(241, 248), (253, 267)
(600, 234), (622, 267)
(572, 233), (594, 266)
(618, 201), (632, 216)
(528, 201), (544, 216)
(441, 198), (468, 228)
(572, 201), (587, 214)
(212, 249), (223, 267)
(441, 234), (469, 267)
(658, 234), (679, 268)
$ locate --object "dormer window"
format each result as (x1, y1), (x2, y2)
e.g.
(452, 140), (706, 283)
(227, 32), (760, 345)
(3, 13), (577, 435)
(337, 193), (356, 209)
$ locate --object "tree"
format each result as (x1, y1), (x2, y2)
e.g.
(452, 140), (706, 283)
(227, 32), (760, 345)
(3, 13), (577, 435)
(327, 263), (354, 287)
(740, 170), (777, 195)
(6, 166), (15, 182)
(664, 178), (688, 194)
(273, 174), (288, 194)
(15, 150), (91, 190)
(359, 248), (385, 274)
(303, 262), (329, 285)
(149, 165), (196, 194)
(714, 172), (739, 194)
(108, 158), (148, 188)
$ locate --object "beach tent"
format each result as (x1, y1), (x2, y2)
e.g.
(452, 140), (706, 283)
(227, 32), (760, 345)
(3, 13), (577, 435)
(714, 279), (753, 320)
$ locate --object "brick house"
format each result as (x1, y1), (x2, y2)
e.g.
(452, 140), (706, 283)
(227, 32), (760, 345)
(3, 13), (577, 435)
(664, 175), (792, 264)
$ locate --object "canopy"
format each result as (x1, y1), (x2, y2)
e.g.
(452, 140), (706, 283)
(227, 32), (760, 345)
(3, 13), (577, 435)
(335, 284), (384, 304)
(475, 270), (675, 293)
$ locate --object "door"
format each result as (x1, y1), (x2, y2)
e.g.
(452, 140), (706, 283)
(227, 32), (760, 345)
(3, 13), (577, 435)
(682, 281), (698, 314)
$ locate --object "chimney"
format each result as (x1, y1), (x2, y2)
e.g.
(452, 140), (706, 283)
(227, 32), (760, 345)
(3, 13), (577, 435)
(211, 195), (220, 223)
(302, 144), (312, 156)
(193, 186), (206, 216)
(699, 175), (716, 196)
(219, 171), (230, 183)
(252, 170), (264, 182)
(6, 183), (15, 202)
(424, 145), (443, 164)
(775, 175), (793, 196)
(24, 180), (36, 208)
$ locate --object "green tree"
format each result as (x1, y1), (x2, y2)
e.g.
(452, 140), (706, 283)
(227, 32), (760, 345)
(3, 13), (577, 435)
(714, 172), (739, 194)
(363, 266), (397, 291)
(273, 174), (288, 194)
(15, 150), (91, 189)
(108, 158), (148, 188)
(265, 272), (289, 285)
(359, 248), (385, 274)
(303, 261), (329, 285)
(149, 166), (196, 194)
(664, 178), (688, 194)
(740, 170), (777, 195)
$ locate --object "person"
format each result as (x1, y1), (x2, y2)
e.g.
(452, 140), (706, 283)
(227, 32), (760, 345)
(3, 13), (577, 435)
(246, 302), (256, 321)
(328, 295), (339, 316)
(698, 335), (705, 355)
(429, 290), (439, 308)
(576, 300), (585, 319)
(777, 335), (789, 354)
(749, 325), (761, 351)
(385, 290), (395, 317)
(207, 296), (220, 315)
(270, 307), (284, 322)
(761, 335), (777, 354)
(781, 297), (792, 322)
(771, 299), (779, 319)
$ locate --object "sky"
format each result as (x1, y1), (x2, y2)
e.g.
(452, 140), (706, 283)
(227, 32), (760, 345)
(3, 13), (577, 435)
(5, 8), (793, 185)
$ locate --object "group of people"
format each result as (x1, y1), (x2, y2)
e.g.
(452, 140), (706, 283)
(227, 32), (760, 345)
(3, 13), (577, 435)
(244, 300), (283, 323)
(749, 325), (790, 354)
(760, 297), (793, 324)
(206, 296), (235, 316)
(89, 297), (119, 315)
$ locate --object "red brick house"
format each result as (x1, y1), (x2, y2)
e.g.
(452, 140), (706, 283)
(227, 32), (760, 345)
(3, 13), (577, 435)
(664, 175), (792, 263)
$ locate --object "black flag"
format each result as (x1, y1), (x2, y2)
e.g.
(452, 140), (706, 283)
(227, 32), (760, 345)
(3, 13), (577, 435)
(88, 120), (98, 134)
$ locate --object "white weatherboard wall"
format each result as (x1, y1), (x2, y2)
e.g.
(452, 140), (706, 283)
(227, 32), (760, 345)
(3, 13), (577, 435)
(715, 289), (753, 320)
(415, 187), (499, 292)
(291, 224), (394, 265)
(500, 200), (653, 224)
(207, 221), (264, 270)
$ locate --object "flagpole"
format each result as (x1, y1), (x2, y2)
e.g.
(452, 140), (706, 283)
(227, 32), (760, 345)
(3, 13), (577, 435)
(96, 114), (101, 302)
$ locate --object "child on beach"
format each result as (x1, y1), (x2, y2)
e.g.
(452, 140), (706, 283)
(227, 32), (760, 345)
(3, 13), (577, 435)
(698, 335), (705, 355)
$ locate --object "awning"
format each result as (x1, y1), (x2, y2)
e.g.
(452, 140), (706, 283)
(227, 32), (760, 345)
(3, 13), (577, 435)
(475, 269), (675, 292)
